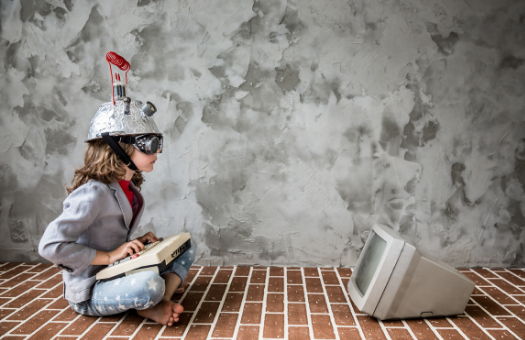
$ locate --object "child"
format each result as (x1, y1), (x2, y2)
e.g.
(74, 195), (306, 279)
(38, 52), (195, 326)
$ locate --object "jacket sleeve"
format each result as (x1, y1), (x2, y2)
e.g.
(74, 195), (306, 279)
(38, 182), (103, 275)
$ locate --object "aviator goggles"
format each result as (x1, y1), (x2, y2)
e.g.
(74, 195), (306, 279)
(116, 134), (163, 154)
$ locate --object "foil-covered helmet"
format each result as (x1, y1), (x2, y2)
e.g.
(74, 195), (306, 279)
(86, 52), (163, 170)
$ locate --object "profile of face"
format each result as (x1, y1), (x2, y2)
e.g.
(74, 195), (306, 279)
(130, 149), (158, 172)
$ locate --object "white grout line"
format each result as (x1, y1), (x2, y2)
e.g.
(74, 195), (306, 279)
(297, 267), (316, 340)
(231, 266), (254, 340)
(206, 266), (238, 339)
(334, 267), (369, 340)
(317, 267), (343, 340)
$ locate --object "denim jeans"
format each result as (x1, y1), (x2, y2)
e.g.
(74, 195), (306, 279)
(69, 245), (195, 316)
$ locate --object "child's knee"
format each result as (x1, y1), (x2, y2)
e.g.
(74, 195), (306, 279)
(127, 270), (165, 307)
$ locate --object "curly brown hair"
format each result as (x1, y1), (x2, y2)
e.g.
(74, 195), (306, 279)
(67, 140), (144, 193)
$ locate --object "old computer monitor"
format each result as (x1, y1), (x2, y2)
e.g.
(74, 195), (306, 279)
(348, 224), (474, 320)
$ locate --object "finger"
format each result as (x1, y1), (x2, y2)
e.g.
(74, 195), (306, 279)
(132, 239), (145, 250)
(128, 242), (141, 254)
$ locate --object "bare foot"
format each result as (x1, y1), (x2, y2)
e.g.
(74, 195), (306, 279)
(175, 282), (189, 294)
(137, 301), (184, 326)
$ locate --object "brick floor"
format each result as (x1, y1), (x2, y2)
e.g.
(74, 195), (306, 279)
(0, 263), (523, 339)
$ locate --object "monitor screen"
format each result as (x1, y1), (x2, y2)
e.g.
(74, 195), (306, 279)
(355, 232), (387, 295)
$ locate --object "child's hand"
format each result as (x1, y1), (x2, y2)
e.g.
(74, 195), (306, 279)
(108, 239), (145, 263)
(136, 231), (160, 244)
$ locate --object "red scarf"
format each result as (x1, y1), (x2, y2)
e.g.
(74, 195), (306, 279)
(118, 180), (134, 205)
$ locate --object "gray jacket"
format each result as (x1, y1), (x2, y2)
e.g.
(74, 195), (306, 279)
(38, 179), (144, 303)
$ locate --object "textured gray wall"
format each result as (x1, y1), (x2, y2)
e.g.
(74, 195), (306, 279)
(1, 0), (524, 267)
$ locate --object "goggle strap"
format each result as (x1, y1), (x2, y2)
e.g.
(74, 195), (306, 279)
(101, 133), (138, 171)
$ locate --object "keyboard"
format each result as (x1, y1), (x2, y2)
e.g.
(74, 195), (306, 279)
(95, 232), (191, 281)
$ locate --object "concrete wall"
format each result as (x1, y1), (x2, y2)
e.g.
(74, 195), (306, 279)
(1, 0), (524, 267)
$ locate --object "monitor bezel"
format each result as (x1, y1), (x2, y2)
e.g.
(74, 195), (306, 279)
(348, 224), (406, 315)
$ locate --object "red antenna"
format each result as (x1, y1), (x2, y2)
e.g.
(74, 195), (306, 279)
(105, 51), (131, 104)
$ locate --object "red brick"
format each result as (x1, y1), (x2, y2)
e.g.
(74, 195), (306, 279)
(472, 296), (510, 316)
(32, 266), (60, 281)
(266, 293), (284, 312)
(3, 289), (46, 308)
(462, 272), (491, 285)
(161, 312), (192, 337)
(237, 325), (259, 340)
(509, 269), (525, 279)
(480, 286), (519, 305)
(79, 323), (116, 340)
(0, 297), (10, 307)
(212, 313), (238, 337)
(0, 264), (27, 279)
(241, 302), (262, 324)
(381, 320), (404, 327)
(0, 321), (20, 335)
(6, 299), (50, 320)
(289, 326), (310, 340)
(428, 317), (453, 327)
(253, 266), (267, 271)
(507, 305), (525, 319)
(53, 307), (79, 321)
(287, 285), (305, 302)
(235, 266), (250, 276)
(46, 298), (69, 309)
(325, 286), (346, 303)
(472, 268), (498, 278)
(264, 313), (284, 338)
(221, 292), (243, 312)
(496, 271), (525, 285)
(193, 301), (220, 323)
(270, 267), (284, 276)
(1, 281), (36, 298)
(204, 284), (227, 301)
(490, 279), (524, 295)
(0, 308), (15, 319)
(246, 284), (264, 301)
(35, 274), (62, 289)
(110, 313), (144, 336)
(199, 266), (217, 276)
(321, 271), (339, 285)
(311, 314), (335, 339)
(287, 271), (303, 284)
(229, 276), (247, 292)
(452, 316), (491, 340)
(60, 315), (97, 335)
(387, 328), (413, 339)
(308, 294), (328, 313)
(405, 319), (439, 340)
(436, 328), (465, 339)
(0, 273), (36, 288)
(131, 323), (162, 340)
(41, 284), (63, 298)
(338, 327), (360, 339)
(190, 275), (212, 291)
(11, 310), (58, 335)
(269, 277), (284, 292)
(250, 270), (266, 283)
(497, 317), (525, 337)
(184, 324), (211, 340)
(212, 269), (232, 283)
(357, 315), (387, 340)
(28, 322), (68, 340)
(303, 267), (319, 277)
(337, 267), (352, 277)
(26, 263), (53, 273)
(181, 292), (204, 311)
(305, 278), (323, 293)
(465, 305), (500, 328)
(487, 329), (520, 339)
(331, 304), (356, 325)
(288, 303), (308, 325)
